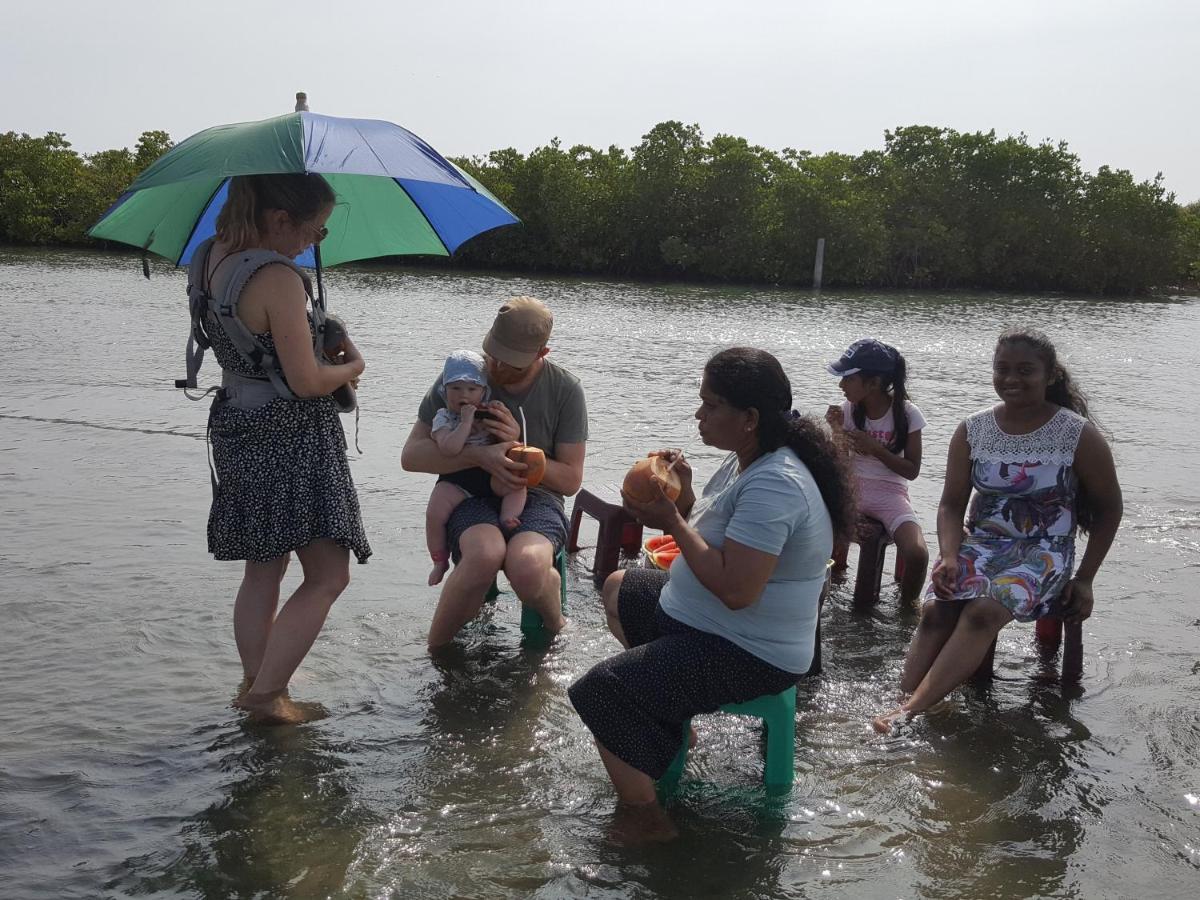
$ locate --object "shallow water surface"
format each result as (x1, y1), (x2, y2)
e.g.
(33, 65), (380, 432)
(1, 248), (1198, 898)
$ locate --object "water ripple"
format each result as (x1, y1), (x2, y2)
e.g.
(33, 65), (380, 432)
(1, 254), (1199, 897)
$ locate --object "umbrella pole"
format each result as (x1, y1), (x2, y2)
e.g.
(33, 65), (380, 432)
(314, 244), (327, 311)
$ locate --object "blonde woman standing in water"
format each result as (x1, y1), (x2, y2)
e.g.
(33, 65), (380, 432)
(193, 174), (370, 724)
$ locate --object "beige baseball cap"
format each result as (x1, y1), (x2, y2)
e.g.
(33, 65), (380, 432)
(482, 296), (553, 368)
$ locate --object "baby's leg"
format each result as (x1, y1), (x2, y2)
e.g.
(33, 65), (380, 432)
(493, 478), (528, 532)
(426, 482), (468, 586)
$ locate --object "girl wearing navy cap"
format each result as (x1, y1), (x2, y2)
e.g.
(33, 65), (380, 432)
(825, 338), (930, 604)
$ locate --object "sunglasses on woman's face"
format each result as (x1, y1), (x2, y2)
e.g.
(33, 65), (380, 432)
(306, 223), (329, 243)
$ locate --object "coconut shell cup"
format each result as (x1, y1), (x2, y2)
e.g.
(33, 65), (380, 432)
(622, 456), (683, 503)
(507, 445), (546, 488)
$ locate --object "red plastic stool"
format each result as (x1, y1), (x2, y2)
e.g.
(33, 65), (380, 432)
(566, 485), (643, 582)
(973, 616), (1083, 682)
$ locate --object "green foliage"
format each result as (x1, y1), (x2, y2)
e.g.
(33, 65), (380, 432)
(134, 130), (173, 171)
(1179, 203), (1200, 283)
(1, 131), (83, 242)
(0, 122), (1193, 294)
(0, 129), (172, 245)
(1076, 167), (1180, 294)
(455, 122), (1193, 294)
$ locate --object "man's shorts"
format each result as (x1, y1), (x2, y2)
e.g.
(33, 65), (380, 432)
(446, 489), (569, 561)
(437, 467), (494, 499)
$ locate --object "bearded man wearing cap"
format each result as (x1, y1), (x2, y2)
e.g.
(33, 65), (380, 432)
(402, 296), (588, 648)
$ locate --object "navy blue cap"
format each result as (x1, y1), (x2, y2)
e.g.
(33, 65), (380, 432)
(826, 339), (898, 377)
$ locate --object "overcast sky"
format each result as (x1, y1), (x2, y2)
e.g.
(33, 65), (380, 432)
(4, 0), (1197, 201)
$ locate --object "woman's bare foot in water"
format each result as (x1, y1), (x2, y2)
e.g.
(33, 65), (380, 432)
(235, 676), (254, 702)
(689, 725), (698, 749)
(871, 707), (910, 735)
(235, 689), (327, 726)
(610, 801), (679, 845)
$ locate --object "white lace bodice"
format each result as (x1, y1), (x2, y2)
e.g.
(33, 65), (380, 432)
(964, 407), (1086, 466)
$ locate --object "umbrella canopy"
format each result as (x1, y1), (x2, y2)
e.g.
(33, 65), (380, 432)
(88, 112), (518, 267)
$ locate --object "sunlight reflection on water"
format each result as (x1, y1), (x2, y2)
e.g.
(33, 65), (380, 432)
(1, 247), (1198, 898)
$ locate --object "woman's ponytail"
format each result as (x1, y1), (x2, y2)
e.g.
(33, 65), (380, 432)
(886, 352), (910, 454)
(780, 412), (858, 544)
(1045, 363), (1090, 419)
(215, 177), (260, 250)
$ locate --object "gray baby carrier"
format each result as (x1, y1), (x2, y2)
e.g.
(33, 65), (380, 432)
(177, 238), (356, 415)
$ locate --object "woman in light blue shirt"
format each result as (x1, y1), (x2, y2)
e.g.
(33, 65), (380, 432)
(568, 348), (855, 828)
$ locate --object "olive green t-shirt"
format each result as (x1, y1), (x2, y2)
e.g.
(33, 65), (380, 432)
(417, 359), (588, 506)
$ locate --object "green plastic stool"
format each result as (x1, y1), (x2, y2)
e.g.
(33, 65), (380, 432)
(659, 684), (797, 792)
(483, 548), (568, 633)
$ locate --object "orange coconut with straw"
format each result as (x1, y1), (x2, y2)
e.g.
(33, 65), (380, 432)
(507, 405), (547, 487)
(622, 437), (698, 504)
(508, 445), (546, 487)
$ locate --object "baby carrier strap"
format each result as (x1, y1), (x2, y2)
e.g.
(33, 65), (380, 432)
(213, 247), (324, 402)
(178, 239), (217, 391)
(179, 238), (327, 401)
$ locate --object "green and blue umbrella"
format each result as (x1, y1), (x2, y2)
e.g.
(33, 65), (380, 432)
(89, 111), (518, 269)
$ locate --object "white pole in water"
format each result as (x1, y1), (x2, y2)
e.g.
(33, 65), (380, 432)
(813, 237), (826, 291)
(295, 92), (309, 112)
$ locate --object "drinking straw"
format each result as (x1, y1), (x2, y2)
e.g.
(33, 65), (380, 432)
(664, 432), (701, 474)
(519, 406), (527, 445)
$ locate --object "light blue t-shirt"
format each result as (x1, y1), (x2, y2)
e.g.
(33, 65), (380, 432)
(659, 447), (833, 674)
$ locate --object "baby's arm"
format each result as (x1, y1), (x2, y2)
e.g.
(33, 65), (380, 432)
(433, 409), (477, 456)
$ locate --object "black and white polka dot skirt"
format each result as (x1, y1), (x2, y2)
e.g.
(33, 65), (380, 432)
(567, 568), (798, 780)
(206, 395), (371, 564)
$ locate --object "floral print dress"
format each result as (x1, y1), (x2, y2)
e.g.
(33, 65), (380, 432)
(934, 406), (1087, 621)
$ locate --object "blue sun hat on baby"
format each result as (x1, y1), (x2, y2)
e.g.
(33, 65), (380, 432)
(438, 350), (491, 402)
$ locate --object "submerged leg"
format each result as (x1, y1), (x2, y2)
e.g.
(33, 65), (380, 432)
(600, 569), (629, 647)
(505, 530), (565, 634)
(428, 523), (506, 650)
(233, 555), (290, 684)
(891, 521), (930, 606)
(236, 539), (350, 724)
(874, 597), (1012, 732)
(899, 599), (962, 693)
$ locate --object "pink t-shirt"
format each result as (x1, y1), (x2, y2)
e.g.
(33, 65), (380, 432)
(839, 399), (927, 485)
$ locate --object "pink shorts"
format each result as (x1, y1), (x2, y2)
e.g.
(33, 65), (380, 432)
(857, 478), (921, 536)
